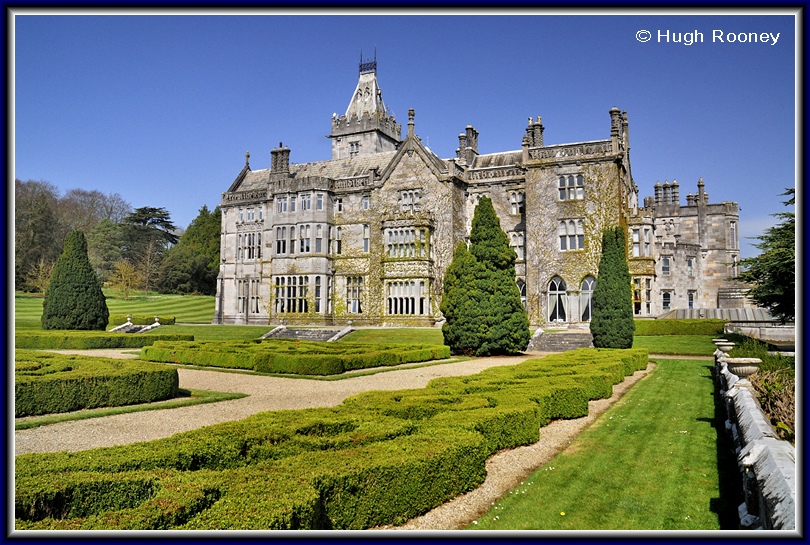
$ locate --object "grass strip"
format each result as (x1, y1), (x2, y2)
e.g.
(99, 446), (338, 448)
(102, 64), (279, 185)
(469, 357), (741, 530)
(15, 389), (246, 430)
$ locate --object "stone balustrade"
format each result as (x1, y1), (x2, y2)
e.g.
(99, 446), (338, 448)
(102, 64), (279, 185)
(714, 347), (796, 531)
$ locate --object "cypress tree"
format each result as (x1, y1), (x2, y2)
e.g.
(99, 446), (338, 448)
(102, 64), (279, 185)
(590, 226), (635, 348)
(441, 197), (530, 356)
(42, 230), (109, 330)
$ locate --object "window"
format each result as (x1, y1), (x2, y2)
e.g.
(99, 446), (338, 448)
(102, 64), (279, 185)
(346, 276), (363, 313)
(239, 209), (244, 222)
(314, 276), (322, 313)
(275, 275), (309, 314)
(662, 291), (671, 311)
(300, 225), (311, 253)
(401, 190), (421, 213)
(258, 207), (263, 221)
(334, 227), (342, 254)
(688, 290), (696, 309)
(730, 221), (737, 249)
(362, 195), (370, 210)
(385, 228), (429, 258)
(580, 276), (595, 321)
(289, 195), (296, 213)
(632, 229), (641, 257)
(277, 197), (287, 214)
(517, 279), (527, 309)
(645, 279), (652, 315)
(289, 226), (296, 255)
(241, 232), (261, 261)
(316, 193), (324, 210)
(634, 278), (642, 315)
(558, 175), (584, 201)
(731, 255), (739, 277)
(687, 257), (695, 277)
(510, 232), (525, 260)
(349, 141), (360, 157)
(661, 257), (671, 275)
(335, 198), (343, 213)
(387, 280), (425, 315)
(276, 227), (287, 254)
(363, 224), (370, 253)
(559, 219), (584, 251)
(633, 228), (652, 257)
(644, 228), (651, 256)
(510, 192), (525, 215)
(300, 193), (311, 211)
(548, 277), (567, 322)
(315, 225), (323, 253)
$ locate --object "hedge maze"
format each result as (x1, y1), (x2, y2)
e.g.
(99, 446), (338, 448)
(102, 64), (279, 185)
(15, 351), (179, 417)
(15, 348), (648, 530)
(140, 339), (452, 375)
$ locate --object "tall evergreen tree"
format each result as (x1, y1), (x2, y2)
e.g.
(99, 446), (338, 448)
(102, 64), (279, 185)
(441, 197), (530, 356)
(159, 205), (221, 295)
(736, 188), (795, 323)
(590, 226), (635, 348)
(41, 230), (109, 330)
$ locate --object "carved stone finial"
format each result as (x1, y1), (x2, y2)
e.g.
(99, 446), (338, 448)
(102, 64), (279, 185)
(407, 108), (415, 136)
(246, 151), (250, 166)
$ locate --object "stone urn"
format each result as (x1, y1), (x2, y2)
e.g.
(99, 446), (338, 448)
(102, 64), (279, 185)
(715, 341), (736, 353)
(725, 357), (762, 378)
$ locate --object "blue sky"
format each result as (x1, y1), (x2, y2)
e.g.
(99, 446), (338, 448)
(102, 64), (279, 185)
(13, 10), (797, 258)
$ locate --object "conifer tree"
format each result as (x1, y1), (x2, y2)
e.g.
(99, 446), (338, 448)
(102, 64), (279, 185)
(590, 226), (635, 348)
(441, 197), (530, 356)
(41, 230), (109, 330)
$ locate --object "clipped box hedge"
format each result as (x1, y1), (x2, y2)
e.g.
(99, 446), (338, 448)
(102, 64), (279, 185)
(15, 331), (194, 350)
(633, 318), (726, 336)
(14, 350), (179, 417)
(109, 314), (177, 326)
(141, 339), (451, 375)
(15, 347), (648, 530)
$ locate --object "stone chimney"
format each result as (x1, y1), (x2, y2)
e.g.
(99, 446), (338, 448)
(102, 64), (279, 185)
(271, 142), (290, 174)
(654, 181), (662, 205)
(610, 107), (622, 150)
(671, 180), (679, 205)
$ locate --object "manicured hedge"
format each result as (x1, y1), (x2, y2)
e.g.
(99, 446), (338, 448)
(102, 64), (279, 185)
(633, 318), (726, 336)
(15, 331), (194, 350)
(14, 350), (179, 417)
(15, 347), (648, 530)
(109, 315), (177, 326)
(141, 339), (451, 375)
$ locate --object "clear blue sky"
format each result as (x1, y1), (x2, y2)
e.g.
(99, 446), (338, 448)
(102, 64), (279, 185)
(13, 10), (797, 258)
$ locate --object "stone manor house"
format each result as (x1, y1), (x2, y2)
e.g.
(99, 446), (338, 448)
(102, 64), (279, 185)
(213, 59), (748, 327)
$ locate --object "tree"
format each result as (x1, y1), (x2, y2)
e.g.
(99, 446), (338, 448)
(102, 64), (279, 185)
(41, 230), (109, 330)
(441, 197), (530, 356)
(14, 179), (66, 290)
(109, 259), (143, 300)
(736, 188), (795, 323)
(159, 205), (221, 295)
(590, 226), (635, 348)
(86, 219), (125, 284)
(121, 207), (179, 292)
(25, 258), (55, 295)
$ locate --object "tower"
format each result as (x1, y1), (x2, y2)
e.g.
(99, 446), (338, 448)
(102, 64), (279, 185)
(328, 52), (402, 160)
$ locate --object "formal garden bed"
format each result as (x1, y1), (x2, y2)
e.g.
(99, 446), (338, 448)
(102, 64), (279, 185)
(15, 330), (194, 350)
(14, 350), (179, 417)
(15, 348), (648, 530)
(140, 339), (451, 375)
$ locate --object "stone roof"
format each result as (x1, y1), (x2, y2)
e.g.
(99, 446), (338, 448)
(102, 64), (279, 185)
(470, 150), (522, 169)
(291, 151), (398, 179)
(658, 308), (777, 323)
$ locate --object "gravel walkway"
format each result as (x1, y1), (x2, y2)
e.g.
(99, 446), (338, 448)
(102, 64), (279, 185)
(15, 349), (653, 531)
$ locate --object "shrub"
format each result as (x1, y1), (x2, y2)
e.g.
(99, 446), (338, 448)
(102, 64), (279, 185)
(41, 230), (109, 330)
(15, 331), (193, 349)
(633, 319), (726, 336)
(441, 197), (530, 356)
(109, 315), (177, 326)
(591, 227), (635, 348)
(14, 350), (179, 417)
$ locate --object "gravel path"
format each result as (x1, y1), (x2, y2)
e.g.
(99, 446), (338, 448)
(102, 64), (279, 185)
(16, 349), (653, 531)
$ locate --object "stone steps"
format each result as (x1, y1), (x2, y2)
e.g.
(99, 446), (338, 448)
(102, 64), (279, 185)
(528, 331), (593, 352)
(268, 328), (344, 342)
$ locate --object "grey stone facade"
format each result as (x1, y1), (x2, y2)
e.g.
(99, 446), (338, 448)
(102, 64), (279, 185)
(213, 60), (750, 326)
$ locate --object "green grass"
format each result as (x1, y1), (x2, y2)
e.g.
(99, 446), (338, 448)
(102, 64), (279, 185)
(632, 335), (716, 356)
(340, 328), (444, 345)
(15, 389), (247, 430)
(14, 291), (216, 329)
(468, 357), (740, 530)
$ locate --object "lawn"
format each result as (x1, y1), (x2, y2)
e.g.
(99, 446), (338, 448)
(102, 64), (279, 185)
(469, 357), (741, 530)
